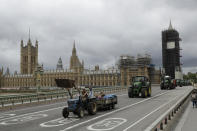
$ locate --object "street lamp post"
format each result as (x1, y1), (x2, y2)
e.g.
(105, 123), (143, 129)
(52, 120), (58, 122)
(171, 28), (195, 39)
(35, 65), (43, 94)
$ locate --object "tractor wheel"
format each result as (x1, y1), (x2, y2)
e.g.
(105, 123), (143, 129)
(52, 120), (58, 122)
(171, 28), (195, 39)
(87, 102), (97, 115)
(147, 87), (151, 97)
(111, 103), (115, 109)
(62, 107), (69, 118)
(128, 88), (133, 98)
(160, 85), (164, 90)
(77, 107), (84, 118)
(141, 88), (148, 98)
(107, 105), (111, 110)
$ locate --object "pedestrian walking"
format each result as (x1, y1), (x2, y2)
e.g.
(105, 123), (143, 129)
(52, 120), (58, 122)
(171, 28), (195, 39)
(191, 92), (196, 108)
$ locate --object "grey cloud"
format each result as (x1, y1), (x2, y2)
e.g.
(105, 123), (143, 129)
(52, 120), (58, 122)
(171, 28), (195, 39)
(0, 0), (197, 73)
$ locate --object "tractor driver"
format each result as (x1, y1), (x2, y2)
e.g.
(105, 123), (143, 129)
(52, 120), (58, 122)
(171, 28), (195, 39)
(82, 88), (88, 101)
(88, 86), (94, 98)
(140, 78), (145, 86)
(97, 91), (105, 99)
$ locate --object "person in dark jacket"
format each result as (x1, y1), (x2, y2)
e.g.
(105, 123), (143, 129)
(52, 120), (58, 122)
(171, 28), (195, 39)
(191, 92), (196, 108)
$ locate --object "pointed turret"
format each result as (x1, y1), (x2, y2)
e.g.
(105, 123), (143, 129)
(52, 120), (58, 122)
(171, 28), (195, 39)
(168, 20), (173, 30)
(1, 67), (3, 74)
(82, 60), (84, 67)
(14, 71), (18, 75)
(5, 67), (10, 75)
(21, 40), (23, 47)
(56, 57), (63, 70)
(35, 40), (38, 47)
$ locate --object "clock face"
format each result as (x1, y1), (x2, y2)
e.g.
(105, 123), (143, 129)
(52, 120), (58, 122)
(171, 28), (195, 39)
(167, 41), (175, 49)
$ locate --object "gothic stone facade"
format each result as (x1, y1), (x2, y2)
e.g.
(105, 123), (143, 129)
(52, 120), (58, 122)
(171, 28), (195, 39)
(0, 41), (159, 88)
(1, 67), (149, 88)
(20, 39), (38, 74)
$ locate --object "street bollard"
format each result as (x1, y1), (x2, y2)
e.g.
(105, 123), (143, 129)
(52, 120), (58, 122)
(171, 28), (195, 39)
(160, 122), (163, 130)
(168, 114), (171, 120)
(165, 117), (168, 124)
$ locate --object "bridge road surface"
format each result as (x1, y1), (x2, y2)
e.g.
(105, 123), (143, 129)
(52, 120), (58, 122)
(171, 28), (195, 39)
(0, 86), (192, 131)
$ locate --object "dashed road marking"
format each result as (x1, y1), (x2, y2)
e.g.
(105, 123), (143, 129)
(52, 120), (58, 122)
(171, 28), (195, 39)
(0, 107), (63, 122)
(0, 114), (48, 125)
(40, 117), (79, 127)
(87, 118), (127, 131)
(0, 114), (16, 119)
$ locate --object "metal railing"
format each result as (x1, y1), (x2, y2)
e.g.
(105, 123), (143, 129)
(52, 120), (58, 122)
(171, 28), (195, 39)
(144, 88), (193, 131)
(0, 86), (127, 108)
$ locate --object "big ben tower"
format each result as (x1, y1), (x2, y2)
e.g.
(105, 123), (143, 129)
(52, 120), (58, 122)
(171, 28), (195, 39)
(162, 21), (182, 79)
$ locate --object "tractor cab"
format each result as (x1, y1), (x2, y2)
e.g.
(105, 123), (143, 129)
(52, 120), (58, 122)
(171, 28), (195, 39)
(131, 76), (148, 87)
(160, 76), (176, 90)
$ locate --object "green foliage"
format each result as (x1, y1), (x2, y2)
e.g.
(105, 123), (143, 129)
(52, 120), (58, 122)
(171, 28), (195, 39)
(184, 72), (197, 83)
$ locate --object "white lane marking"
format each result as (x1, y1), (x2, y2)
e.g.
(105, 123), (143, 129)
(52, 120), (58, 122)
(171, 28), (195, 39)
(60, 91), (168, 131)
(0, 93), (127, 122)
(40, 117), (79, 127)
(0, 114), (16, 119)
(0, 107), (63, 122)
(0, 114), (48, 125)
(122, 94), (182, 131)
(1, 98), (68, 113)
(87, 118), (127, 131)
(117, 94), (127, 97)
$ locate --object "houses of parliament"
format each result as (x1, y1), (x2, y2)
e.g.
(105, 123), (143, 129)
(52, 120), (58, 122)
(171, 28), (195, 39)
(0, 36), (160, 88)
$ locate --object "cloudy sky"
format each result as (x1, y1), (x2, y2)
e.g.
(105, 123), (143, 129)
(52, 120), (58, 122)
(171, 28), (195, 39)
(0, 0), (197, 74)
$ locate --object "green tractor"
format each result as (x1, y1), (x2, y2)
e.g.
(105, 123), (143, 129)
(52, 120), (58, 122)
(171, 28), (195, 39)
(128, 76), (151, 98)
(160, 76), (176, 90)
(175, 79), (182, 87)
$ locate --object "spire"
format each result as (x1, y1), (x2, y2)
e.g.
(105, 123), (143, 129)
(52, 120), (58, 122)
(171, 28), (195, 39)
(29, 27), (30, 39)
(5, 67), (10, 75)
(72, 40), (76, 56)
(28, 27), (31, 44)
(168, 20), (173, 30)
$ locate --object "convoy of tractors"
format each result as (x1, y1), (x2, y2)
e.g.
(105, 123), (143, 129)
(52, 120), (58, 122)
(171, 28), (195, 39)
(160, 75), (191, 90)
(55, 75), (190, 118)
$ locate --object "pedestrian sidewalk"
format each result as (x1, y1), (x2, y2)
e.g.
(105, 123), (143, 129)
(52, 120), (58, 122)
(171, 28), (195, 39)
(175, 102), (197, 131)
